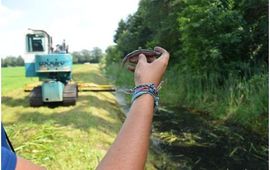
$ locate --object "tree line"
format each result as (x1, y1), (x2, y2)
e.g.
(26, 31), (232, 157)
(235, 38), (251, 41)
(1, 56), (24, 67)
(104, 0), (268, 134)
(1, 47), (104, 67)
(106, 0), (268, 78)
(72, 47), (103, 64)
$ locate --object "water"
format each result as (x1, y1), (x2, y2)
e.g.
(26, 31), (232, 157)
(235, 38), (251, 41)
(115, 92), (268, 170)
(151, 107), (268, 170)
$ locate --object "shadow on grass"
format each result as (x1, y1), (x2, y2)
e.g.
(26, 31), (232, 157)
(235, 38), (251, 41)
(4, 92), (123, 137)
(2, 96), (29, 107)
(2, 91), (120, 109)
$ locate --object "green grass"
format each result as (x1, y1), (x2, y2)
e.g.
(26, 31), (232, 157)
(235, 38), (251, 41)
(1, 66), (38, 93)
(104, 63), (269, 136)
(2, 64), (124, 169)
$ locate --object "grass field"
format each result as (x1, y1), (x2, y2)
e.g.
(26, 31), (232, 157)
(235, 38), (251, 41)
(1, 64), (127, 169)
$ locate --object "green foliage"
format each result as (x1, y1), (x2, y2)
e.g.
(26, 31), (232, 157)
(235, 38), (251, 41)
(1, 56), (25, 67)
(104, 0), (268, 135)
(72, 47), (104, 64)
(112, 0), (183, 61)
(103, 63), (133, 87)
(162, 66), (268, 122)
(104, 45), (123, 65)
(114, 13), (153, 55)
(178, 0), (268, 77)
(179, 0), (243, 73)
(110, 0), (268, 74)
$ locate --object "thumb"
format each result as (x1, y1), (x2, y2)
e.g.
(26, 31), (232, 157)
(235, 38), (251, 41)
(138, 53), (147, 63)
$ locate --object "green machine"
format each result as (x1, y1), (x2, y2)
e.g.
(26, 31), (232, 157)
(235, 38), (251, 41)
(24, 29), (78, 106)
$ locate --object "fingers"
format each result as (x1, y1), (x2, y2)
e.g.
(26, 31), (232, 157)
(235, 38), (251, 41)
(126, 47), (169, 73)
(128, 56), (138, 64)
(138, 53), (147, 63)
(127, 54), (147, 72)
(129, 55), (156, 64)
(154, 46), (170, 64)
(127, 65), (135, 72)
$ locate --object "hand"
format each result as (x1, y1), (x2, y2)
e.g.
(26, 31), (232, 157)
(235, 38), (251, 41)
(134, 47), (170, 87)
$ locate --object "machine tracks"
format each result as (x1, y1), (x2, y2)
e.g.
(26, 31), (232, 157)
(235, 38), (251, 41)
(29, 86), (43, 107)
(29, 83), (78, 107)
(63, 83), (78, 106)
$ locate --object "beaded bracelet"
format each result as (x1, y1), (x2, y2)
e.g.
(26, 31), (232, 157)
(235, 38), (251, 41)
(131, 83), (159, 110)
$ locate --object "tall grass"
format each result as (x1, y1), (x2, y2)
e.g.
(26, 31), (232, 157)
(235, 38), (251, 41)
(104, 63), (268, 135)
(102, 63), (134, 88)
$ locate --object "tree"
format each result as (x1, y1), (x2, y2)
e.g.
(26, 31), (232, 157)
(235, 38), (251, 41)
(81, 49), (92, 63)
(72, 51), (80, 64)
(16, 56), (24, 66)
(110, 0), (268, 79)
(105, 45), (123, 64)
(91, 47), (103, 63)
(113, 0), (183, 63)
(178, 0), (268, 78)
(1, 58), (6, 67)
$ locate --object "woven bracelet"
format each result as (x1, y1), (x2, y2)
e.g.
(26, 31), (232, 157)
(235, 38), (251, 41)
(131, 83), (159, 110)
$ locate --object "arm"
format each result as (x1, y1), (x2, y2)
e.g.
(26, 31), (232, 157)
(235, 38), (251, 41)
(16, 157), (46, 170)
(97, 47), (170, 170)
(1, 149), (45, 170)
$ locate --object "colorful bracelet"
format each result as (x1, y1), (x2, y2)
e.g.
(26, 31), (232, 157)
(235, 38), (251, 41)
(131, 83), (159, 110)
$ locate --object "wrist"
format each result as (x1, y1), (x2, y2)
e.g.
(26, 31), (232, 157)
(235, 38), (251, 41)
(131, 94), (154, 116)
(134, 94), (154, 104)
(131, 83), (159, 110)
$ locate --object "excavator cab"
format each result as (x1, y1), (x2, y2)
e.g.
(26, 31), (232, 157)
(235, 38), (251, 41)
(25, 29), (51, 54)
(25, 29), (52, 77)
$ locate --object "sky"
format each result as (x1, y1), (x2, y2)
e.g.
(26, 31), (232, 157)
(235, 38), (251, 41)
(0, 0), (140, 58)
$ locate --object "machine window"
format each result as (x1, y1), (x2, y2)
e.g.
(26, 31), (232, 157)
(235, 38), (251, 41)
(27, 34), (45, 52)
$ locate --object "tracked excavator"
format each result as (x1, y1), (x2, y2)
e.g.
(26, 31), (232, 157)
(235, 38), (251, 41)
(24, 29), (114, 107)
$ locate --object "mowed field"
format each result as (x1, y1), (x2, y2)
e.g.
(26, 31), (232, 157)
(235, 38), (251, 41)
(1, 64), (123, 169)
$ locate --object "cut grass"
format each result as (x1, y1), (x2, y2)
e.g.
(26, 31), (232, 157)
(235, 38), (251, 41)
(2, 64), (124, 169)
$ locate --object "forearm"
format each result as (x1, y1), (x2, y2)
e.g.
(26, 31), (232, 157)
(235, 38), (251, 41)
(97, 94), (154, 170)
(16, 157), (46, 170)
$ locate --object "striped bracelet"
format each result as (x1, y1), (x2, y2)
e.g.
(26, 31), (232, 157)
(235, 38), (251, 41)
(131, 83), (159, 110)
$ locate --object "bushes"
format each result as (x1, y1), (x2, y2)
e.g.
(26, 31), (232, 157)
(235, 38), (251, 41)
(103, 0), (268, 134)
(104, 63), (268, 134)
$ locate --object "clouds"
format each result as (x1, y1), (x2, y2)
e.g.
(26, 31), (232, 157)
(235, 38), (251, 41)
(0, 0), (139, 57)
